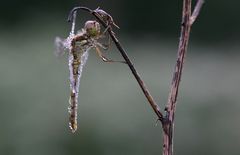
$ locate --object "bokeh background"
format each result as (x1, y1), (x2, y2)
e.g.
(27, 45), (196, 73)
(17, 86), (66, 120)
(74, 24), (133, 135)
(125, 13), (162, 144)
(1, 0), (240, 155)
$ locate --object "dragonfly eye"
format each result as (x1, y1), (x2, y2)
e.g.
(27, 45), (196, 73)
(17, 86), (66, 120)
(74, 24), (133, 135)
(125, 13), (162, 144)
(84, 20), (101, 37)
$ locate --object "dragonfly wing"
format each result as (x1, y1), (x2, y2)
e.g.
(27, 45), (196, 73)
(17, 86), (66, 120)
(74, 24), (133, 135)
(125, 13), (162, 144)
(75, 51), (89, 95)
(79, 51), (89, 78)
(54, 37), (68, 57)
(68, 51), (89, 94)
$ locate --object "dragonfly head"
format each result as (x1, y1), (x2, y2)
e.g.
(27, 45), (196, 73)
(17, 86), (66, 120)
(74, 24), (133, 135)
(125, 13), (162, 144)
(84, 20), (101, 37)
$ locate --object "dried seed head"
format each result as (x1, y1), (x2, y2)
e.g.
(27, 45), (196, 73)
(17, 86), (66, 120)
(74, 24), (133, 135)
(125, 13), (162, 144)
(84, 20), (101, 37)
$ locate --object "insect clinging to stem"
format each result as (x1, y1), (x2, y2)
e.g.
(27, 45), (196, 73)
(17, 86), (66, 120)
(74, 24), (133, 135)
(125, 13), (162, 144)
(55, 8), (125, 133)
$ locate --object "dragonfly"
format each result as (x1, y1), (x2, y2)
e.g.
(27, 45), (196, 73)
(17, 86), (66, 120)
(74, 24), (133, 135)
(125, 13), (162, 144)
(55, 12), (124, 133)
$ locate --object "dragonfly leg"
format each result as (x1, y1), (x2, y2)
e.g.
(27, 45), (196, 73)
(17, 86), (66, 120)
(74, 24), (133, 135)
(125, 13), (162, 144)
(101, 24), (116, 37)
(102, 25), (111, 35)
(96, 41), (111, 50)
(95, 46), (126, 64)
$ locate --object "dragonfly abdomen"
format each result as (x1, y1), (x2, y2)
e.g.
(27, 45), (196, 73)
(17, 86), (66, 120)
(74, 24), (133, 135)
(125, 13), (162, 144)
(69, 91), (78, 132)
(68, 46), (82, 133)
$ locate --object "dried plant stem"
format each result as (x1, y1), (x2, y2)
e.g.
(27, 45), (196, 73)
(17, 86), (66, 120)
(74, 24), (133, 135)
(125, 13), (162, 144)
(92, 10), (165, 121)
(108, 33), (164, 121)
(162, 0), (204, 155)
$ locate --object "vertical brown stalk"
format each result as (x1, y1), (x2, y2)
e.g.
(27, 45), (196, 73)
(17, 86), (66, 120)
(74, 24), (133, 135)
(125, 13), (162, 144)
(162, 0), (204, 155)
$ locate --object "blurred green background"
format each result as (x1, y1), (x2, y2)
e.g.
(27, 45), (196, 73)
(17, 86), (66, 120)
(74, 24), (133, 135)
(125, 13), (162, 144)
(0, 0), (240, 155)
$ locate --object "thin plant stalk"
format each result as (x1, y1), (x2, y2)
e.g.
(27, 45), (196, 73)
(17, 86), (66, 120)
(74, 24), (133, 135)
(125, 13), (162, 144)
(163, 0), (204, 155)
